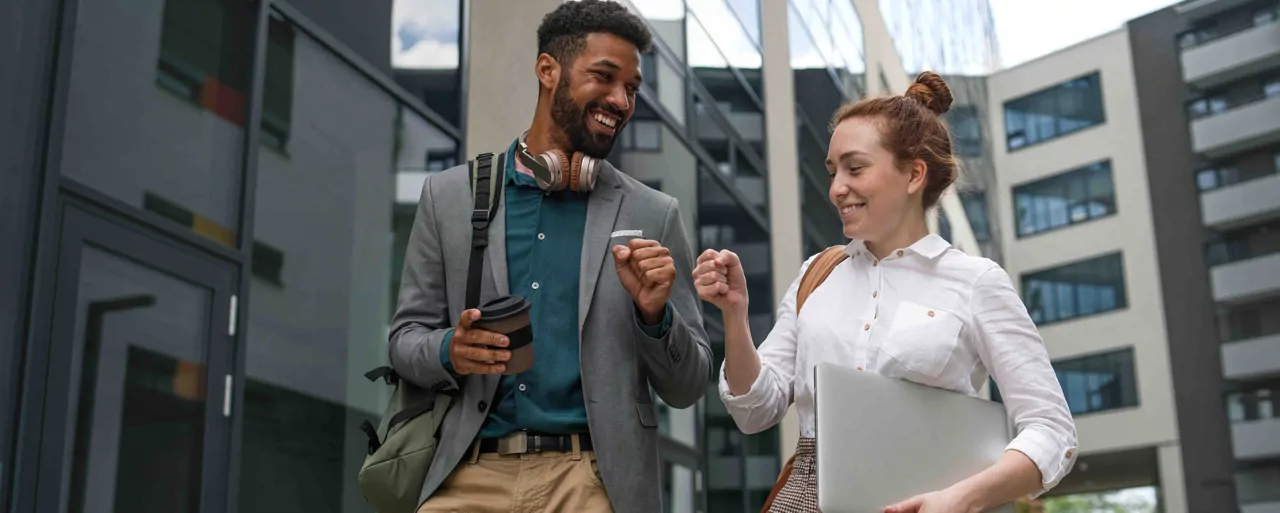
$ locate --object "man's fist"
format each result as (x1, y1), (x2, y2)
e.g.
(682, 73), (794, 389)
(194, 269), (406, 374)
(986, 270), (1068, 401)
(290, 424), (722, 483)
(613, 239), (675, 325)
(448, 309), (509, 375)
(693, 249), (748, 315)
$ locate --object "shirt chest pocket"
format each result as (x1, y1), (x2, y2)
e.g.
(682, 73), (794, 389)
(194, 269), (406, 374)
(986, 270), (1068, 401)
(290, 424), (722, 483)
(879, 301), (964, 378)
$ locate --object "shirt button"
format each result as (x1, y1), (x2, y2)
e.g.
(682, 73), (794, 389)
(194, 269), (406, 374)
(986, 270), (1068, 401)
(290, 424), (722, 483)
(927, 310), (936, 317)
(537, 233), (545, 240)
(872, 291), (878, 298)
(478, 400), (488, 412)
(518, 384), (527, 392)
(532, 282), (540, 290)
(863, 324), (870, 331)
(897, 250), (904, 257)
(873, 260), (879, 266)
(856, 366), (863, 371)
(1065, 449), (1075, 459)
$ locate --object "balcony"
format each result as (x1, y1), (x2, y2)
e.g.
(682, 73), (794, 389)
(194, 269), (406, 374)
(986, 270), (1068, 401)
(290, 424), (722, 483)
(1192, 94), (1280, 159)
(1223, 334), (1280, 380)
(1232, 415), (1280, 460)
(1213, 252), (1280, 303)
(1181, 16), (1280, 89)
(1201, 171), (1280, 228)
(1177, 0), (1262, 21)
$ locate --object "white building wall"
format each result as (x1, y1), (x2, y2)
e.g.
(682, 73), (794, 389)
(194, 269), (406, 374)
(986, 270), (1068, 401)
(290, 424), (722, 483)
(987, 28), (1186, 510)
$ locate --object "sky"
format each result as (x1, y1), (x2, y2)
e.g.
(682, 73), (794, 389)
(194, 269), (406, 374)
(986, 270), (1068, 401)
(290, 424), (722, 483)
(991, 0), (1182, 68)
(392, 0), (1186, 72)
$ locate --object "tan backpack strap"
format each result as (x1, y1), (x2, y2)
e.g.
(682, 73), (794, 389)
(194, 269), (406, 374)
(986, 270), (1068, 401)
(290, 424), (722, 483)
(795, 245), (850, 313)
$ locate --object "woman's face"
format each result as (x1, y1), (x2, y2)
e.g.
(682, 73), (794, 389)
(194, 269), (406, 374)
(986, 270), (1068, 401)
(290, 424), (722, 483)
(825, 116), (925, 242)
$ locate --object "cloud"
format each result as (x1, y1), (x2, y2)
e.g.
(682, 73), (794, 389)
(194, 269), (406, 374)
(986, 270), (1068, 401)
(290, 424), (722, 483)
(392, 0), (461, 69)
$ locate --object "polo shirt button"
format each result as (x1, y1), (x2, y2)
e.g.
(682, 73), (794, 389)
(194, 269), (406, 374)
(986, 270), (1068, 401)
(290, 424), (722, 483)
(538, 233), (546, 240)
(478, 400), (488, 412)
(532, 282), (540, 290)
(518, 384), (527, 392)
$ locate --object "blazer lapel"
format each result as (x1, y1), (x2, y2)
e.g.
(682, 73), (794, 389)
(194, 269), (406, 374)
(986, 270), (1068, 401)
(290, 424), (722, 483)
(578, 164), (623, 331)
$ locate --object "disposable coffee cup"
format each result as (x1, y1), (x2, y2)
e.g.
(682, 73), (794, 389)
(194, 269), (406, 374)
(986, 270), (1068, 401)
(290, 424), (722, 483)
(472, 295), (534, 374)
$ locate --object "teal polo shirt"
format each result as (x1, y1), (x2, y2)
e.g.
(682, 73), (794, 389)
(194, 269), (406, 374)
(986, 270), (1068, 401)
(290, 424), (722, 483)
(440, 140), (670, 437)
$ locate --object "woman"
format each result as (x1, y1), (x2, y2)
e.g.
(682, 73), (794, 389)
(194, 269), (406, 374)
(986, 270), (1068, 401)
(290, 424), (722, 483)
(694, 72), (1078, 513)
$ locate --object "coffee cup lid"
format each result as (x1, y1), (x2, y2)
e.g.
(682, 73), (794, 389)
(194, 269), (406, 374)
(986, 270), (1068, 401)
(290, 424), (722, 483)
(477, 295), (531, 322)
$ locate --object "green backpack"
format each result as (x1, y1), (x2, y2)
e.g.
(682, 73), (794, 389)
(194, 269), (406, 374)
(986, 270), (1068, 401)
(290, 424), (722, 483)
(356, 151), (504, 512)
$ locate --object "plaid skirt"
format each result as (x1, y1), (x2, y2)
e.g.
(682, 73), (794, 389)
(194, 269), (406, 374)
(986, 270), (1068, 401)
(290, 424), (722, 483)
(767, 437), (818, 512)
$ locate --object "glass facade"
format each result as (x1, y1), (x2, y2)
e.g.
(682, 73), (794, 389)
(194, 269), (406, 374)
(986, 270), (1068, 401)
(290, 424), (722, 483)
(1021, 252), (1128, 325)
(1003, 72), (1105, 151)
(1012, 160), (1116, 238)
(613, 1), (778, 511)
(788, 0), (866, 256)
(13, 1), (461, 511)
(878, 0), (1000, 75)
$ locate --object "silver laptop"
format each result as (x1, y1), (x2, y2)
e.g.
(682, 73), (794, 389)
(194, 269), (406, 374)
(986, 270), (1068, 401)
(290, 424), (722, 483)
(814, 362), (1016, 513)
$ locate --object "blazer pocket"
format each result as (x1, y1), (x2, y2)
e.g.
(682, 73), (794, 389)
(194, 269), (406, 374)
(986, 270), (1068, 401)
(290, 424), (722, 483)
(636, 402), (659, 428)
(880, 301), (963, 378)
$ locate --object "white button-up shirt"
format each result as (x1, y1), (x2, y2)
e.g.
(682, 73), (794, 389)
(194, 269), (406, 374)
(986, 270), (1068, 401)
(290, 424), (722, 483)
(718, 234), (1078, 494)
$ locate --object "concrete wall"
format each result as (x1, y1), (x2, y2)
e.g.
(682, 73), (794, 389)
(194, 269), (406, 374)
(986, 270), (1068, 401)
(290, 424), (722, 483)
(464, 0), (562, 157)
(987, 27), (1187, 510)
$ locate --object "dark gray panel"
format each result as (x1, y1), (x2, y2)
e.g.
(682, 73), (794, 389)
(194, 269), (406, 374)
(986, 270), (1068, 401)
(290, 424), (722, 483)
(0, 0), (59, 504)
(283, 0), (393, 73)
(1128, 9), (1240, 512)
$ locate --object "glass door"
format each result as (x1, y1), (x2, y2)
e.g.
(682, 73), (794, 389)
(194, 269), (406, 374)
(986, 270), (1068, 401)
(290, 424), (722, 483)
(32, 205), (238, 513)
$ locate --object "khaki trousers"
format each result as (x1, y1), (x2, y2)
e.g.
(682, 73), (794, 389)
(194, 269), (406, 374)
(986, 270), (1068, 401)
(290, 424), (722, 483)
(417, 438), (613, 513)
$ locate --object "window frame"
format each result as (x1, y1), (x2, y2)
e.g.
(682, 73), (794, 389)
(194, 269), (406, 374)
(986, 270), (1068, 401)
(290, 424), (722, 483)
(1019, 251), (1129, 326)
(1012, 159), (1118, 238)
(1003, 71), (1106, 152)
(990, 346), (1141, 416)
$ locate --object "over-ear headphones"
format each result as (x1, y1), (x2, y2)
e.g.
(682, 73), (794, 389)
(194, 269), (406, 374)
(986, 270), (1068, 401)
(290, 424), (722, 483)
(516, 132), (601, 193)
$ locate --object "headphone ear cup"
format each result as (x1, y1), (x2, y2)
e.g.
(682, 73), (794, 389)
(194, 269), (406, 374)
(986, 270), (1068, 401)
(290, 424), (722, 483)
(569, 153), (584, 192)
(577, 154), (598, 192)
(545, 149), (569, 191)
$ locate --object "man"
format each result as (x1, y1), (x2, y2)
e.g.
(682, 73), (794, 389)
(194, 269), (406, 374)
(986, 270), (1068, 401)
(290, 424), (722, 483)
(388, 1), (712, 512)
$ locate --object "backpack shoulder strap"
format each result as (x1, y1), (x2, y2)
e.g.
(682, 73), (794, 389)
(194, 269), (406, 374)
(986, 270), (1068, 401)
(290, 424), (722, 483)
(466, 152), (504, 310)
(795, 245), (849, 313)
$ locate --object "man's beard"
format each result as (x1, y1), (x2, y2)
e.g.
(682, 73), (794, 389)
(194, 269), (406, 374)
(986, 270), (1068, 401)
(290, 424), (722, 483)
(550, 75), (625, 159)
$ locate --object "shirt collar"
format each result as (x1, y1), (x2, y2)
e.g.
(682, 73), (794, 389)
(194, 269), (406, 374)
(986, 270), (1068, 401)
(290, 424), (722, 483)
(843, 234), (952, 261)
(503, 138), (540, 189)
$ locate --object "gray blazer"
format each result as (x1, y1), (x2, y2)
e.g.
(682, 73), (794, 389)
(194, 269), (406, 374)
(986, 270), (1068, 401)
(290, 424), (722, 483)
(388, 155), (713, 513)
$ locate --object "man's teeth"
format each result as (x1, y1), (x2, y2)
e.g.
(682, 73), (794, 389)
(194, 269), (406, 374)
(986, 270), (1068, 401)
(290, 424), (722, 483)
(594, 113), (617, 128)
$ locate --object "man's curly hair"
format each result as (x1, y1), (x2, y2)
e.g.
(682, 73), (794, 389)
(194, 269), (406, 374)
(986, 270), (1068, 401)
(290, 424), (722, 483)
(536, 0), (653, 66)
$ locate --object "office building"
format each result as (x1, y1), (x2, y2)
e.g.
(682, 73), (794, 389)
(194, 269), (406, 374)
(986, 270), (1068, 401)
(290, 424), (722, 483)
(0, 1), (996, 512)
(986, 1), (1279, 511)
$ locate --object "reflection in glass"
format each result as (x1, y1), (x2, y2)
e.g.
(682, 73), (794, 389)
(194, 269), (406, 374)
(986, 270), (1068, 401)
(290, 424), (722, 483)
(877, 0), (999, 75)
(68, 247), (211, 513)
(59, 0), (255, 247)
(240, 20), (456, 513)
(1020, 253), (1127, 325)
(1013, 160), (1115, 237)
(663, 460), (698, 513)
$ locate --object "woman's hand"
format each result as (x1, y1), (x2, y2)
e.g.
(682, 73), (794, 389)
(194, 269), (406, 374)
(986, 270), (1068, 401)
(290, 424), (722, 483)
(693, 249), (749, 317)
(884, 487), (978, 513)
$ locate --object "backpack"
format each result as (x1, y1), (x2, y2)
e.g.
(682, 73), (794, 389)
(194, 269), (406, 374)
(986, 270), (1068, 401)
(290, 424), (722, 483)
(356, 151), (505, 513)
(759, 245), (849, 513)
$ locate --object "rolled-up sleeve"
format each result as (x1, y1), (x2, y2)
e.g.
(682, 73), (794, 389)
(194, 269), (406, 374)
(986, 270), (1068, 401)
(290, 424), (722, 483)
(717, 255), (813, 435)
(970, 265), (1078, 497)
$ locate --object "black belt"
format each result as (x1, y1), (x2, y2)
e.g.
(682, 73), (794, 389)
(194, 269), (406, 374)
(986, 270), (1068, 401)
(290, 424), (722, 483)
(478, 432), (593, 454)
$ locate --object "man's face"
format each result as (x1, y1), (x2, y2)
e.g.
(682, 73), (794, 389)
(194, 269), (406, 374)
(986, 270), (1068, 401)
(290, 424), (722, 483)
(550, 33), (643, 158)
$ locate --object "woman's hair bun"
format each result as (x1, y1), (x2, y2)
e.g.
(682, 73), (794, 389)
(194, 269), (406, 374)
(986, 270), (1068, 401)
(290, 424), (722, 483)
(904, 71), (953, 115)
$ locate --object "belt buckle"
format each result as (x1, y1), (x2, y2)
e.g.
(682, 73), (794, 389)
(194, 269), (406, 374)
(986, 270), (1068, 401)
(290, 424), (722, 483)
(496, 432), (529, 455)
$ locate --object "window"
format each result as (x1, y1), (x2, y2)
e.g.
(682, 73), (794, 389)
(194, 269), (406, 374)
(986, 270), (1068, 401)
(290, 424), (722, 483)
(947, 105), (983, 157)
(620, 120), (663, 152)
(1021, 252), (1127, 324)
(1004, 72), (1105, 150)
(1266, 76), (1280, 98)
(1187, 95), (1229, 119)
(961, 192), (992, 243)
(991, 348), (1139, 416)
(1013, 160), (1116, 237)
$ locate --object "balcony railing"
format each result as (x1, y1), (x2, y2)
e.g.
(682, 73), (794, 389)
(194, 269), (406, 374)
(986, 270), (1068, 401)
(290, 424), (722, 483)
(1178, 4), (1279, 50)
